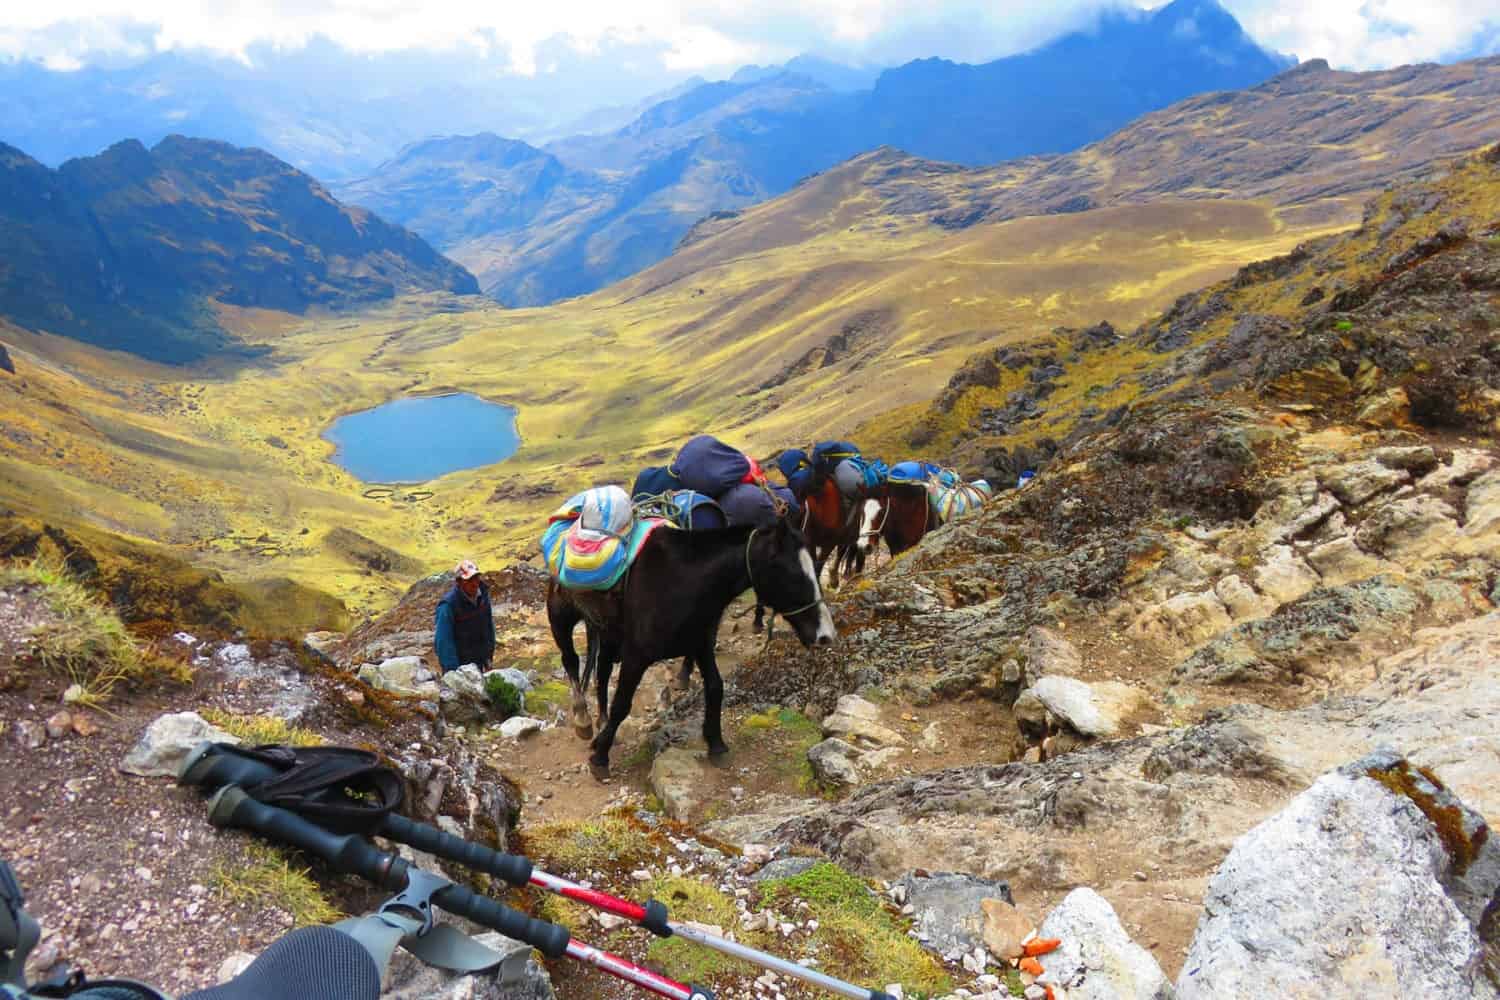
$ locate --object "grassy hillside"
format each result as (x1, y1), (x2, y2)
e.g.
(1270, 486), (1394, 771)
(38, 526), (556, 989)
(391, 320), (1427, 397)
(5, 79), (1495, 617)
(0, 187), (1340, 615)
(682, 57), (1500, 265)
(868, 143), (1500, 480)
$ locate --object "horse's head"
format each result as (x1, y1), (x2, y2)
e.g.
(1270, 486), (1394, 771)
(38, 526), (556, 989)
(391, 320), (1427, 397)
(749, 519), (836, 648)
(856, 496), (888, 554)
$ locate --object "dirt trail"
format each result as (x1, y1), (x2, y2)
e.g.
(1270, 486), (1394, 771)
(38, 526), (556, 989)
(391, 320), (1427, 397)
(498, 588), (1022, 831)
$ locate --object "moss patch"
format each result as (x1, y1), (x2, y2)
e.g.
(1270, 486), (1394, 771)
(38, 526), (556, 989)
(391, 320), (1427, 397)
(201, 709), (324, 747)
(210, 842), (342, 927)
(525, 679), (572, 716)
(758, 863), (951, 996)
(738, 707), (825, 791)
(1366, 760), (1487, 875)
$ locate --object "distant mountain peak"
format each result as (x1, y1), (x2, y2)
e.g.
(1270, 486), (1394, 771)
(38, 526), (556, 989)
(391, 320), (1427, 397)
(0, 136), (477, 362)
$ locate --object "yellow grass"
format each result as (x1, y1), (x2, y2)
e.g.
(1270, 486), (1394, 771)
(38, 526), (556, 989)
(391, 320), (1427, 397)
(0, 186), (1349, 615)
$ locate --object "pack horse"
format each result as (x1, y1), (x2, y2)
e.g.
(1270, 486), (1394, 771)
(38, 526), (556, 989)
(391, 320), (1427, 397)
(543, 482), (834, 776)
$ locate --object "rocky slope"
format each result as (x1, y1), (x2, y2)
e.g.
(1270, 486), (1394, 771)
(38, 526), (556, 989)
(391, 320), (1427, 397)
(3, 148), (1498, 1000)
(243, 144), (1500, 996)
(0, 136), (478, 362)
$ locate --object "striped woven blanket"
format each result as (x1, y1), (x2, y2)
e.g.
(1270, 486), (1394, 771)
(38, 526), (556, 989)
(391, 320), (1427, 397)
(540, 486), (670, 591)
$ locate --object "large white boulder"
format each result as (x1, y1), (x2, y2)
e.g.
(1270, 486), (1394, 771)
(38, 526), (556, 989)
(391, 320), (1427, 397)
(1177, 752), (1499, 999)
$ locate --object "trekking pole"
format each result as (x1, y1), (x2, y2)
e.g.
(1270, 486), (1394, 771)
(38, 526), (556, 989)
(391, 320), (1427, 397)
(182, 745), (895, 1000)
(383, 811), (898, 1000)
(206, 785), (714, 1000)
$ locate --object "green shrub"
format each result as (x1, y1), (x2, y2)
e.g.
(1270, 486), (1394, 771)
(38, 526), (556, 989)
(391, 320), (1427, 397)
(484, 674), (523, 718)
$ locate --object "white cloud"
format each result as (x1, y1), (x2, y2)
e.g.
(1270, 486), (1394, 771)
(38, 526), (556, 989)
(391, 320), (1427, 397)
(0, 0), (1494, 76)
(1222, 0), (1500, 68)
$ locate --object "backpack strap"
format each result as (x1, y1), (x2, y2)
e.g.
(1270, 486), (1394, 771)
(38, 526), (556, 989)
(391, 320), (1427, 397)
(0, 861), (39, 990)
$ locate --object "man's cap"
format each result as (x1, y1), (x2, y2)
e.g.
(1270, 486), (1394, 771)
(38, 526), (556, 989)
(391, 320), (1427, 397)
(456, 559), (480, 580)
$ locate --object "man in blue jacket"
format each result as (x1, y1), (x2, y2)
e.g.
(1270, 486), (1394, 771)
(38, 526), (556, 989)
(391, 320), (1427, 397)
(434, 559), (496, 673)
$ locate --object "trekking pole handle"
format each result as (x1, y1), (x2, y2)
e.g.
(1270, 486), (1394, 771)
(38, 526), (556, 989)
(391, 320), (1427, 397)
(209, 785), (398, 887)
(382, 813), (533, 887)
(427, 881), (569, 958)
(208, 787), (570, 958)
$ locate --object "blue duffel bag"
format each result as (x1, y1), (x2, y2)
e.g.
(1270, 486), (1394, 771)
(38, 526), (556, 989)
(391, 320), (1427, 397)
(811, 440), (861, 474)
(632, 465), (684, 500)
(777, 448), (812, 482)
(718, 482), (778, 528)
(671, 434), (752, 497)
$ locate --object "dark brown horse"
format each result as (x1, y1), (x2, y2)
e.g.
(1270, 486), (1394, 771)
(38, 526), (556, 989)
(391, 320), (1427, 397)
(547, 519), (834, 776)
(856, 482), (936, 558)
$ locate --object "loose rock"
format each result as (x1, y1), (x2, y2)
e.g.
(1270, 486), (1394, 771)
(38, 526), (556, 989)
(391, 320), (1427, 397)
(1037, 888), (1173, 1000)
(120, 712), (240, 778)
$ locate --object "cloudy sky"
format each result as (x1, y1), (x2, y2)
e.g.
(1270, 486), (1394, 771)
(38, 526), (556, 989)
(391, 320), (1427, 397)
(1, 0), (1496, 76)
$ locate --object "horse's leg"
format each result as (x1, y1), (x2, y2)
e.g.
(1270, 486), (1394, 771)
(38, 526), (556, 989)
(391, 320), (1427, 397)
(671, 655), (694, 692)
(590, 653), (647, 777)
(549, 600), (592, 740)
(595, 637), (616, 727)
(696, 639), (729, 758)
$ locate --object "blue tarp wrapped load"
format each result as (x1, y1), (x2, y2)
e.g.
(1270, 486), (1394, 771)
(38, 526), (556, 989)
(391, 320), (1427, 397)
(776, 448), (811, 482)
(786, 467), (814, 499)
(671, 434), (752, 497)
(930, 480), (994, 523)
(888, 460), (942, 485)
(811, 440), (861, 474)
(670, 490), (728, 531)
(718, 482), (778, 528)
(631, 465), (684, 500)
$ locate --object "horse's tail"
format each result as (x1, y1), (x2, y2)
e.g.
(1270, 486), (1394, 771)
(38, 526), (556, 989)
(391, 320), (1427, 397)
(581, 625), (598, 692)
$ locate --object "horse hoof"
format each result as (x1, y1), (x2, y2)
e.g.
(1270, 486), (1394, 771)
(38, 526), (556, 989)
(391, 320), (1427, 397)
(670, 675), (692, 693)
(573, 721), (595, 741)
(707, 741), (730, 759)
(588, 759), (611, 781)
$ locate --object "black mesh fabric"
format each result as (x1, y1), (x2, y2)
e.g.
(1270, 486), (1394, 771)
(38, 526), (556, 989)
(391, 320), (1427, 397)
(180, 927), (380, 1000)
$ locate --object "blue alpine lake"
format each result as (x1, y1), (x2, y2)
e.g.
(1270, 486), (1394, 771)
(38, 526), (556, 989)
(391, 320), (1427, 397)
(323, 393), (520, 482)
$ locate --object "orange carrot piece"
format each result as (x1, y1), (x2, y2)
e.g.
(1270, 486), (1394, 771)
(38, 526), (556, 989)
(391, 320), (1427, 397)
(1023, 937), (1062, 957)
(1018, 957), (1044, 976)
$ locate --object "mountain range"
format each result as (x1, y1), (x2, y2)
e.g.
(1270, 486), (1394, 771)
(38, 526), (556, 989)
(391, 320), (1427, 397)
(0, 37), (715, 181)
(0, 136), (477, 362)
(338, 0), (1293, 305)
